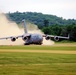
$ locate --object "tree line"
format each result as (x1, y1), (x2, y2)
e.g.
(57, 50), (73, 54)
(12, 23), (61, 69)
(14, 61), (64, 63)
(42, 24), (76, 41)
(7, 11), (76, 41)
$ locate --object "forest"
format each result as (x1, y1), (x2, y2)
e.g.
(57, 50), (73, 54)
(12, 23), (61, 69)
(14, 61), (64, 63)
(7, 11), (76, 41)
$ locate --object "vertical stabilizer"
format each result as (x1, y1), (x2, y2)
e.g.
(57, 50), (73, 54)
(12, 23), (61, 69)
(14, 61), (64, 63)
(22, 19), (28, 33)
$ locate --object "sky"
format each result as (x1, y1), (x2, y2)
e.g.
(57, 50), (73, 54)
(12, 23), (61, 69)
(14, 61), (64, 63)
(0, 0), (76, 19)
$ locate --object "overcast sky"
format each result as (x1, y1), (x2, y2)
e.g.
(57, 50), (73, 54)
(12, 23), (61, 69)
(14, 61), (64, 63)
(0, 0), (76, 19)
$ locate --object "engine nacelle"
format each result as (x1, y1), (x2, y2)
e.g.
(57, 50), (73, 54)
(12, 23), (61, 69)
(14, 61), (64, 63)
(54, 36), (59, 41)
(22, 36), (27, 41)
(45, 35), (50, 40)
(11, 37), (16, 42)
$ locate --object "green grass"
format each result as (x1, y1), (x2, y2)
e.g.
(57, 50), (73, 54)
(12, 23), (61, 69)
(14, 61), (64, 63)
(0, 44), (76, 75)
(0, 53), (76, 75)
(0, 45), (76, 51)
(0, 52), (76, 64)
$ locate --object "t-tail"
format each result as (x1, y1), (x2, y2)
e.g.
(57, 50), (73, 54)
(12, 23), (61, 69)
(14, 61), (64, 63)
(22, 19), (28, 34)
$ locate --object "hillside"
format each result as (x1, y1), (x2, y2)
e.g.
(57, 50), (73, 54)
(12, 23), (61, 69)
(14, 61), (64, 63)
(7, 11), (76, 27)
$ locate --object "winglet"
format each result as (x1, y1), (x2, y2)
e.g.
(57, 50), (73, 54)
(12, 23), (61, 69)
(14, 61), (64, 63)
(68, 34), (70, 39)
(22, 19), (28, 34)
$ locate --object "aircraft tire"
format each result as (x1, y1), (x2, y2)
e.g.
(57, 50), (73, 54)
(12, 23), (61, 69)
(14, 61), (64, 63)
(24, 43), (30, 45)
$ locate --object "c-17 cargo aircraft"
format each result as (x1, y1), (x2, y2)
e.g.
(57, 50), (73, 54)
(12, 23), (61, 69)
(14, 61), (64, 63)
(0, 19), (69, 45)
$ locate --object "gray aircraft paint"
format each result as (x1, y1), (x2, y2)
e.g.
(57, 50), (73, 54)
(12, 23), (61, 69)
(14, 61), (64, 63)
(25, 34), (43, 44)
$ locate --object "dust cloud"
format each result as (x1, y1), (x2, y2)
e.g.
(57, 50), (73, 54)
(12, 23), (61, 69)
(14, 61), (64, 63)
(0, 13), (24, 45)
(0, 13), (54, 45)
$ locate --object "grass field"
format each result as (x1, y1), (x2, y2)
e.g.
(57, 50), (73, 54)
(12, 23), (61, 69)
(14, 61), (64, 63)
(0, 43), (76, 75)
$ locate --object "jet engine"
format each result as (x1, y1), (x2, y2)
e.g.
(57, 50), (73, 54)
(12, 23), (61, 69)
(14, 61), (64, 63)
(11, 37), (16, 42)
(45, 35), (50, 40)
(22, 35), (31, 41)
(22, 36), (27, 41)
(54, 36), (59, 41)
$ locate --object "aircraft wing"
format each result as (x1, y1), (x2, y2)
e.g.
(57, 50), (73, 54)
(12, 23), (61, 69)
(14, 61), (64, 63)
(0, 34), (31, 41)
(0, 35), (23, 40)
(44, 35), (69, 41)
(49, 35), (69, 39)
(0, 36), (14, 40)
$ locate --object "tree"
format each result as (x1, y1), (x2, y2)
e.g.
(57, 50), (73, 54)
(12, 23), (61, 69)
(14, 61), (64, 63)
(61, 24), (76, 41)
(70, 25), (76, 41)
(42, 27), (51, 34)
(43, 20), (49, 27)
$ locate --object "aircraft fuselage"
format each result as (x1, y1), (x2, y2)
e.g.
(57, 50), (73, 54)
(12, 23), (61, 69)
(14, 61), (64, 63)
(25, 34), (43, 45)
